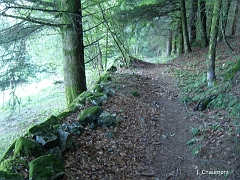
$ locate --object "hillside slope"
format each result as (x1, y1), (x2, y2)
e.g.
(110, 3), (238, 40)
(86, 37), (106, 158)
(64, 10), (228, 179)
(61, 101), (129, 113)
(63, 36), (240, 180)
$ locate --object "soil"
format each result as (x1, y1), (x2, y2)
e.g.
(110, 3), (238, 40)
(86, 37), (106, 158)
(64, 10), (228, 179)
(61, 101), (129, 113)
(63, 58), (240, 179)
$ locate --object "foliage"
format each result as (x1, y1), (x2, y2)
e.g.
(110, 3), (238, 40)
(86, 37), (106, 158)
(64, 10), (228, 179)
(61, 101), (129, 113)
(173, 57), (239, 118)
(224, 58), (240, 81)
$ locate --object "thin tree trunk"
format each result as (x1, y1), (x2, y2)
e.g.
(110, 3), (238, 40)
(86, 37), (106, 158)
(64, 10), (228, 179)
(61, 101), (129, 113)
(206, 0), (222, 87)
(166, 29), (172, 57)
(172, 32), (177, 55)
(177, 19), (184, 55)
(59, 0), (87, 106)
(231, 0), (239, 36)
(221, 0), (234, 51)
(221, 0), (231, 37)
(188, 0), (198, 43)
(198, 0), (209, 47)
(180, 0), (192, 53)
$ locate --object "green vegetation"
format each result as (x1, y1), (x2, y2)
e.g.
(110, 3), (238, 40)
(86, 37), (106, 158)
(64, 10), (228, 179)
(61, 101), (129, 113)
(29, 154), (64, 180)
(131, 90), (140, 97)
(173, 57), (240, 118)
(0, 84), (66, 158)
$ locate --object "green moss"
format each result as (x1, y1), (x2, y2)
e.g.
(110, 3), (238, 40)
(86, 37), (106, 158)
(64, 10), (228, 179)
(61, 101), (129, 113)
(131, 91), (140, 97)
(14, 137), (45, 158)
(29, 154), (64, 180)
(28, 115), (60, 136)
(68, 91), (92, 110)
(65, 85), (81, 106)
(0, 140), (16, 164)
(56, 110), (71, 119)
(224, 59), (240, 81)
(0, 170), (24, 180)
(93, 84), (103, 93)
(0, 156), (27, 173)
(77, 106), (103, 125)
(97, 72), (111, 84)
(68, 91), (107, 111)
(78, 106), (101, 121)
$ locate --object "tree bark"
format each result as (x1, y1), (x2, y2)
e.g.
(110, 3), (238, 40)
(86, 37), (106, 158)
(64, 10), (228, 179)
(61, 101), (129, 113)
(198, 0), (209, 47)
(221, 0), (231, 37)
(188, 0), (198, 43)
(206, 0), (222, 87)
(180, 0), (192, 53)
(166, 29), (172, 57)
(172, 32), (177, 55)
(230, 0), (239, 36)
(59, 0), (87, 106)
(177, 19), (184, 55)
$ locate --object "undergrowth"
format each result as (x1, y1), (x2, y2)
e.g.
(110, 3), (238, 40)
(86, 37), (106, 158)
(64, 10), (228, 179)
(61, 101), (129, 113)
(172, 57), (240, 118)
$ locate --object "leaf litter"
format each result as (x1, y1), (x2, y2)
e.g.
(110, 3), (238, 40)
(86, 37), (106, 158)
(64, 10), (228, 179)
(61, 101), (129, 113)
(63, 59), (240, 180)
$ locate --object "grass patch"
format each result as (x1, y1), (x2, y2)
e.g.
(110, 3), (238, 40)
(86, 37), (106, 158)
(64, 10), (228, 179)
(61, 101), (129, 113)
(172, 57), (240, 118)
(0, 83), (66, 158)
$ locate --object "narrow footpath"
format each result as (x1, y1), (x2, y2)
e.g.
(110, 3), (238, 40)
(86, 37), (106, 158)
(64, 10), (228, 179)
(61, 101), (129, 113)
(64, 60), (238, 180)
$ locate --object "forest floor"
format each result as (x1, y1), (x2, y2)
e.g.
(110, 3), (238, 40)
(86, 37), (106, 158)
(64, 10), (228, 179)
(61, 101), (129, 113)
(63, 53), (240, 179)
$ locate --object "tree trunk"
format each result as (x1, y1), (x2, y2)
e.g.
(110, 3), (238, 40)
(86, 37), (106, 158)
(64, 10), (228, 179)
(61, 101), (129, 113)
(166, 29), (172, 57)
(219, 0), (231, 40)
(59, 0), (87, 106)
(180, 0), (192, 53)
(177, 19), (184, 55)
(231, 0), (239, 36)
(206, 0), (222, 87)
(172, 32), (177, 55)
(188, 0), (198, 43)
(198, 0), (209, 47)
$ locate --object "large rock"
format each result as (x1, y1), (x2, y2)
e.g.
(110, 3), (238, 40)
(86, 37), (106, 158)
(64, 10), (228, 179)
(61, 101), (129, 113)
(0, 170), (24, 180)
(57, 129), (73, 152)
(93, 82), (116, 96)
(29, 154), (65, 180)
(97, 111), (121, 127)
(14, 137), (45, 158)
(28, 115), (61, 148)
(28, 115), (61, 137)
(56, 110), (71, 120)
(35, 132), (58, 149)
(77, 106), (103, 125)
(0, 156), (25, 173)
(49, 147), (63, 162)
(68, 91), (92, 111)
(69, 91), (108, 111)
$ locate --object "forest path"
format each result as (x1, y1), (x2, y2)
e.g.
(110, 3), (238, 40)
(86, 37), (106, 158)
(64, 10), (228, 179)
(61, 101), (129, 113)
(64, 59), (236, 180)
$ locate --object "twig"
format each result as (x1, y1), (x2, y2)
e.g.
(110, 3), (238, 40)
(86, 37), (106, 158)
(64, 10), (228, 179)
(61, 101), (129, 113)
(184, 100), (191, 113)
(141, 172), (155, 177)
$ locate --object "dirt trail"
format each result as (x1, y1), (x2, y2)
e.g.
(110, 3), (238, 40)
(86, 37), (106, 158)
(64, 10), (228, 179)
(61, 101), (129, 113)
(64, 60), (238, 180)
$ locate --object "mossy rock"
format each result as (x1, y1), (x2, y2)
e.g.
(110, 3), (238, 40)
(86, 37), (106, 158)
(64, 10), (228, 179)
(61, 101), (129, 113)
(35, 132), (58, 149)
(29, 154), (65, 180)
(0, 156), (27, 173)
(97, 111), (122, 127)
(28, 115), (61, 137)
(93, 82), (116, 96)
(107, 65), (117, 72)
(77, 106), (103, 125)
(97, 72), (111, 84)
(14, 137), (46, 158)
(0, 140), (16, 164)
(87, 92), (107, 105)
(0, 170), (24, 180)
(93, 84), (103, 93)
(56, 110), (71, 120)
(69, 91), (107, 111)
(56, 129), (73, 152)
